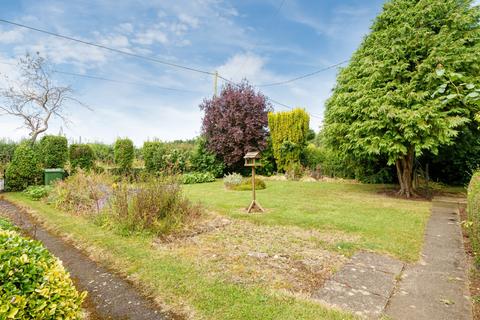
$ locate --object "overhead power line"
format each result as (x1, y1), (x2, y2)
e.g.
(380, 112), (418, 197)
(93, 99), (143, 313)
(256, 59), (349, 87)
(0, 18), (215, 76)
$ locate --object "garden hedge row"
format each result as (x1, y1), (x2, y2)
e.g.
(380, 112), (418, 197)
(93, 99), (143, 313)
(468, 171), (480, 266)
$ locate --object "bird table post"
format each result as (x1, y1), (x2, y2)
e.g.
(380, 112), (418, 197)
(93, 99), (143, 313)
(244, 151), (265, 213)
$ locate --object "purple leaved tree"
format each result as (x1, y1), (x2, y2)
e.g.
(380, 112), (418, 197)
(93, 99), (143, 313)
(200, 81), (272, 171)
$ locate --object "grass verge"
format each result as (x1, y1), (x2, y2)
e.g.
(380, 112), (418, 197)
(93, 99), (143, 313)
(2, 192), (354, 320)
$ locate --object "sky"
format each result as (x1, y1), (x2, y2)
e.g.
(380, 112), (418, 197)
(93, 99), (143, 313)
(0, 0), (390, 145)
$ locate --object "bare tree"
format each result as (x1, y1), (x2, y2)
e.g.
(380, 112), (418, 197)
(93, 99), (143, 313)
(0, 52), (85, 143)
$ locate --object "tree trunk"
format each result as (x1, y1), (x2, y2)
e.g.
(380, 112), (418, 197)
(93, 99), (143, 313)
(395, 147), (415, 198)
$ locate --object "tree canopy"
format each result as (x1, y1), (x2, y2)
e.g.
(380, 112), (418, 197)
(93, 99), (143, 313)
(200, 81), (272, 171)
(324, 0), (480, 196)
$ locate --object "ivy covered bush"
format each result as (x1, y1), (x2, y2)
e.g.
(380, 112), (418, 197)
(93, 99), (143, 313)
(114, 138), (134, 173)
(69, 144), (95, 172)
(39, 135), (68, 168)
(0, 228), (86, 319)
(5, 142), (43, 191)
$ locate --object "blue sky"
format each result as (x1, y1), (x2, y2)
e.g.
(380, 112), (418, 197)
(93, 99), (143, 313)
(0, 0), (389, 145)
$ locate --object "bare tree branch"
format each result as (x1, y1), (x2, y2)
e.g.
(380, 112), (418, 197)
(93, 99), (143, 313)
(0, 52), (87, 143)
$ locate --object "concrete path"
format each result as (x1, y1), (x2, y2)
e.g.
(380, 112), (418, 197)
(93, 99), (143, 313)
(313, 251), (404, 318)
(0, 200), (174, 320)
(385, 196), (471, 320)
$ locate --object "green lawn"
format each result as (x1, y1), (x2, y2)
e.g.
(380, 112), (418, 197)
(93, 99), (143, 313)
(2, 192), (354, 320)
(184, 180), (431, 262)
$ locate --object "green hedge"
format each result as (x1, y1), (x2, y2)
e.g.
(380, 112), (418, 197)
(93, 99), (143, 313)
(181, 172), (216, 184)
(69, 144), (95, 171)
(0, 228), (86, 319)
(468, 172), (480, 265)
(143, 141), (166, 173)
(39, 135), (68, 168)
(5, 142), (43, 191)
(114, 138), (134, 172)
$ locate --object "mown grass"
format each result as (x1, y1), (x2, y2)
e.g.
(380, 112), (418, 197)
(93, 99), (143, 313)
(3, 192), (354, 320)
(184, 180), (431, 262)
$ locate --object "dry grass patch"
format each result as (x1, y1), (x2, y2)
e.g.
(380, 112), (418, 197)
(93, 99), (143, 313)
(154, 216), (357, 294)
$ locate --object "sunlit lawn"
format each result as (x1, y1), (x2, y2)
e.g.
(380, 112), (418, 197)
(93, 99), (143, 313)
(184, 180), (432, 262)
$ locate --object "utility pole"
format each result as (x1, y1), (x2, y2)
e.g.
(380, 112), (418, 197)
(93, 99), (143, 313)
(213, 71), (218, 97)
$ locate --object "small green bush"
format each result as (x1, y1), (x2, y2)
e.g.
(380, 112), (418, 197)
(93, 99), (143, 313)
(0, 229), (86, 319)
(181, 172), (215, 184)
(0, 217), (16, 231)
(468, 171), (480, 266)
(23, 185), (51, 201)
(223, 172), (243, 188)
(39, 135), (68, 168)
(231, 177), (266, 191)
(112, 177), (202, 235)
(190, 138), (224, 177)
(69, 144), (95, 172)
(114, 138), (134, 172)
(143, 141), (167, 173)
(5, 142), (43, 191)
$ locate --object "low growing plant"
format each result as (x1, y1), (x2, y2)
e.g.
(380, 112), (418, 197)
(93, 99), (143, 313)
(231, 177), (266, 191)
(181, 172), (215, 184)
(223, 172), (243, 189)
(0, 229), (86, 319)
(23, 185), (51, 201)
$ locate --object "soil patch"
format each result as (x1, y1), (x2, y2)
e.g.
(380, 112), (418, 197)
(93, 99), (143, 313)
(154, 218), (354, 295)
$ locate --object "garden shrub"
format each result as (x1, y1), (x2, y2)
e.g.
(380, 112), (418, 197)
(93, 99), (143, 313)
(285, 162), (304, 181)
(5, 142), (43, 191)
(223, 172), (243, 189)
(181, 172), (215, 184)
(111, 177), (202, 235)
(0, 139), (17, 167)
(39, 135), (68, 168)
(114, 138), (134, 173)
(231, 177), (266, 191)
(468, 172), (480, 266)
(143, 141), (166, 173)
(23, 185), (51, 201)
(69, 144), (95, 172)
(89, 143), (114, 165)
(49, 170), (112, 214)
(163, 148), (190, 173)
(268, 108), (310, 172)
(190, 138), (225, 177)
(0, 229), (86, 319)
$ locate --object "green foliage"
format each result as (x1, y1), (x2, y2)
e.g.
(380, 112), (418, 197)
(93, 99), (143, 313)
(0, 229), (86, 319)
(89, 142), (114, 165)
(324, 0), (480, 192)
(114, 138), (134, 172)
(256, 137), (277, 176)
(23, 185), (51, 201)
(468, 172), (480, 266)
(268, 109), (310, 172)
(163, 148), (190, 173)
(181, 172), (216, 184)
(5, 142), (43, 191)
(190, 138), (225, 177)
(0, 218), (16, 231)
(303, 144), (323, 171)
(223, 173), (243, 189)
(285, 162), (304, 181)
(111, 177), (202, 235)
(39, 135), (68, 168)
(143, 141), (167, 173)
(235, 177), (266, 191)
(69, 144), (95, 171)
(0, 139), (17, 167)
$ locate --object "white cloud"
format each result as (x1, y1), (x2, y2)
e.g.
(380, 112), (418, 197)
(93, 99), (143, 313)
(217, 52), (279, 84)
(0, 28), (24, 44)
(133, 26), (169, 45)
(178, 13), (199, 28)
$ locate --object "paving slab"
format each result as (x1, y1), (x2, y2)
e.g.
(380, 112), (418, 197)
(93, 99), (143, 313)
(385, 197), (472, 320)
(313, 251), (404, 319)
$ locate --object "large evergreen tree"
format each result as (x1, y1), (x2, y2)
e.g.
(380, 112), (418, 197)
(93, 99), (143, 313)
(324, 0), (480, 197)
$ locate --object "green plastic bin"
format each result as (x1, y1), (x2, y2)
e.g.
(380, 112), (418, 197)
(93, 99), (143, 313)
(44, 168), (64, 185)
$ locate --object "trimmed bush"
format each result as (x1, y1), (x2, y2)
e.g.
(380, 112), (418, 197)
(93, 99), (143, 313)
(468, 172), (480, 266)
(69, 144), (95, 171)
(39, 135), (68, 168)
(5, 142), (43, 191)
(143, 141), (166, 173)
(0, 229), (86, 319)
(114, 138), (134, 172)
(181, 172), (215, 184)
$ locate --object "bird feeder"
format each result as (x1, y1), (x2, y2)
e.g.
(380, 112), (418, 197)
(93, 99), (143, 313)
(244, 151), (264, 213)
